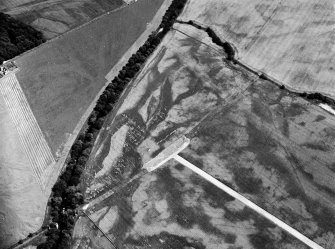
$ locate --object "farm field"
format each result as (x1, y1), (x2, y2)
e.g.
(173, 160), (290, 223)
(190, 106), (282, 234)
(0, 74), (51, 248)
(1, 0), (123, 39)
(15, 0), (165, 157)
(0, 0), (168, 247)
(73, 23), (335, 248)
(180, 0), (335, 99)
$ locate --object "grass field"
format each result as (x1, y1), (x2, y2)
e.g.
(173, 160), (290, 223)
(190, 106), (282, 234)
(15, 0), (165, 157)
(180, 0), (335, 99)
(72, 23), (335, 248)
(2, 0), (124, 39)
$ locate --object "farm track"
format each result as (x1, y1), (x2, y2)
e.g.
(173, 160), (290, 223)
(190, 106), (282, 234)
(0, 73), (55, 190)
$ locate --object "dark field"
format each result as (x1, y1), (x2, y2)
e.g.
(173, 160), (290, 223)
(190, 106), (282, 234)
(14, 0), (165, 155)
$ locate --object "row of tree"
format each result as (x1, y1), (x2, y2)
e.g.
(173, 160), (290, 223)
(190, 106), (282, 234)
(37, 0), (188, 248)
(186, 21), (335, 108)
(205, 27), (235, 61)
(0, 13), (45, 64)
(179, 20), (236, 61)
(299, 91), (335, 106)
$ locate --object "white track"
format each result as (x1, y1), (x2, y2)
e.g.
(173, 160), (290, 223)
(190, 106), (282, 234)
(0, 72), (55, 190)
(173, 154), (323, 249)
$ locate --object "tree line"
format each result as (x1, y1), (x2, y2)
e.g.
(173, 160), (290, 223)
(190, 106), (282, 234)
(205, 27), (235, 61)
(37, 0), (187, 248)
(177, 20), (236, 61)
(0, 13), (45, 64)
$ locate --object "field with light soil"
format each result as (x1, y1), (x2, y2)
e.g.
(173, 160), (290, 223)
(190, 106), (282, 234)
(2, 0), (123, 39)
(180, 0), (335, 99)
(72, 23), (335, 248)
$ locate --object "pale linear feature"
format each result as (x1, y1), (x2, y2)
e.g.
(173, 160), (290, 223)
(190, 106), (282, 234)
(319, 103), (335, 116)
(144, 136), (323, 249)
(0, 72), (55, 190)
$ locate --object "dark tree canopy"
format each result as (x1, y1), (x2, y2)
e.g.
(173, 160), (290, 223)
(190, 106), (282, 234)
(42, 0), (188, 248)
(0, 12), (45, 64)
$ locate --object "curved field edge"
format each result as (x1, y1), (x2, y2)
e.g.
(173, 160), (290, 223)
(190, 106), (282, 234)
(35, 1), (188, 248)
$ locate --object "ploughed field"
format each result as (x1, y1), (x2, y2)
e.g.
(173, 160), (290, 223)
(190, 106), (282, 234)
(2, 0), (123, 39)
(180, 0), (335, 99)
(73, 24), (335, 248)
